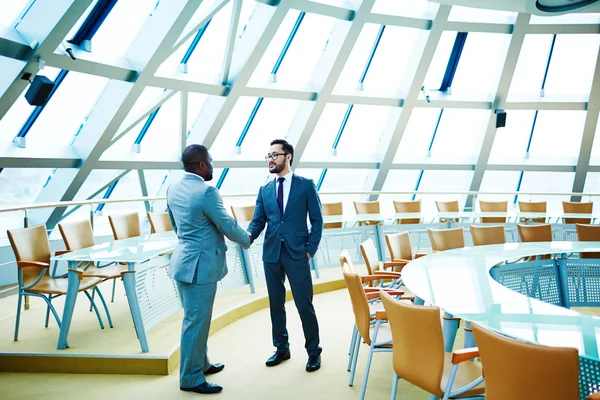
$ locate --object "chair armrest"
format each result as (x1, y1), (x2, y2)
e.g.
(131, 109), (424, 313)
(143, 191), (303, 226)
(17, 261), (50, 269)
(414, 253), (427, 259)
(392, 258), (411, 263)
(54, 250), (71, 256)
(67, 268), (84, 280)
(382, 261), (407, 271)
(361, 274), (401, 284)
(120, 270), (136, 277)
(366, 289), (404, 300)
(451, 347), (480, 364)
(587, 393), (600, 400)
(375, 310), (387, 320)
(373, 271), (402, 278)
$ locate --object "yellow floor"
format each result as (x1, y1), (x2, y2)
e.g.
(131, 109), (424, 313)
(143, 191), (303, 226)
(0, 289), (439, 400)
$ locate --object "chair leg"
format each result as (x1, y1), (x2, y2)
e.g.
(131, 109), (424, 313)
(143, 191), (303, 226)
(359, 344), (377, 400)
(84, 290), (105, 329)
(348, 326), (358, 372)
(349, 332), (361, 386)
(89, 287), (95, 312)
(93, 286), (113, 328)
(390, 373), (399, 400)
(41, 296), (62, 328)
(111, 279), (117, 302)
(45, 295), (52, 328)
(14, 294), (22, 341)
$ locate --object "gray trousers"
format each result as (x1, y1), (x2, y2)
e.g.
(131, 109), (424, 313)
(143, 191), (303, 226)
(177, 280), (218, 388)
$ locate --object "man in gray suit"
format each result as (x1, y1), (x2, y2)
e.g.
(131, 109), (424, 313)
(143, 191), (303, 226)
(248, 139), (324, 372)
(167, 144), (251, 394)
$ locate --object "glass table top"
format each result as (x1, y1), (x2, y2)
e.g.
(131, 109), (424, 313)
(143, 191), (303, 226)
(51, 231), (178, 263)
(402, 241), (600, 361)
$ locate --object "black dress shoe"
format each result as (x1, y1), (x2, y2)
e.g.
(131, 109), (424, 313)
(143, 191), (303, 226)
(265, 350), (291, 367)
(204, 363), (224, 375)
(306, 355), (321, 372)
(180, 382), (223, 394)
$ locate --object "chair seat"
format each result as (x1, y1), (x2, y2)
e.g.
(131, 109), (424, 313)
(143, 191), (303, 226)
(441, 353), (485, 398)
(371, 322), (393, 348)
(83, 264), (127, 279)
(27, 275), (102, 295)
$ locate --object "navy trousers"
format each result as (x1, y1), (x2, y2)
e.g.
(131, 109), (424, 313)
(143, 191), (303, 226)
(264, 242), (322, 357)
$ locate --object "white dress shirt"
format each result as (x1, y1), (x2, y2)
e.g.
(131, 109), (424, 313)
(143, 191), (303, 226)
(275, 171), (293, 213)
(184, 171), (204, 181)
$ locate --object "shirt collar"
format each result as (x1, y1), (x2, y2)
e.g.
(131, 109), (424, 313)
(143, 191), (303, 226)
(276, 171), (293, 183)
(184, 171), (204, 181)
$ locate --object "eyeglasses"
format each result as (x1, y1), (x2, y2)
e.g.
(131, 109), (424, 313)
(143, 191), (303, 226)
(264, 152), (287, 161)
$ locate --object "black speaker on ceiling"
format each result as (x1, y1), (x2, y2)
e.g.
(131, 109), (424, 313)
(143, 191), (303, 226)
(495, 109), (506, 128)
(25, 75), (55, 106)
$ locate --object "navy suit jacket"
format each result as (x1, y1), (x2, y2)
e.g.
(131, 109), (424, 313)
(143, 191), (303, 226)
(248, 174), (323, 263)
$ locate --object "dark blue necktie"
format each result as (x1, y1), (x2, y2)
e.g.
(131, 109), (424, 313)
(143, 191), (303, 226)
(277, 177), (285, 215)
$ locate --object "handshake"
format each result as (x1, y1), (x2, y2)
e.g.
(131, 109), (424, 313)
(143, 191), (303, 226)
(242, 231), (254, 250)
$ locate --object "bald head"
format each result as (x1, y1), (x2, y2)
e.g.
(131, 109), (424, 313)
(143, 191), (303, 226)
(182, 144), (213, 181)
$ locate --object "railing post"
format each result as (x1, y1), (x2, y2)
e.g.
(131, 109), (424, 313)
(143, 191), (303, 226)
(239, 246), (256, 294)
(89, 204), (95, 232)
(23, 209), (30, 310)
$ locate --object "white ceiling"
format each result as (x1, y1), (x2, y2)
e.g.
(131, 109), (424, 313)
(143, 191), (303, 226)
(432, 0), (600, 15)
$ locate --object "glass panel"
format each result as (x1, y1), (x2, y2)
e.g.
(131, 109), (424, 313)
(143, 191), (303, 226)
(119, 87), (165, 132)
(489, 110), (535, 163)
(293, 168), (323, 184)
(528, 110), (586, 165)
(319, 169), (373, 216)
(0, 57), (26, 97)
(302, 103), (346, 160)
(423, 31), (457, 91)
(371, 0), (438, 19)
(379, 170), (421, 215)
(102, 170), (143, 212)
(219, 168), (271, 208)
(26, 72), (108, 146)
(582, 172), (600, 211)
(508, 35), (553, 98)
(448, 6), (517, 24)
(395, 108), (440, 162)
(250, 11), (338, 89)
(212, 97), (302, 159)
(334, 24), (379, 92)
(478, 171), (521, 205)
(0, 67), (61, 144)
(0, 0), (31, 27)
(188, 92), (209, 128)
(544, 34), (600, 99)
(530, 13), (600, 24)
(450, 33), (511, 97)
(90, 0), (157, 58)
(429, 109), (490, 162)
(588, 112), (600, 165)
(417, 170), (474, 213)
(517, 172), (575, 213)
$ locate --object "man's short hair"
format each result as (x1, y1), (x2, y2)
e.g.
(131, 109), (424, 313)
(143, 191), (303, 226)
(182, 144), (209, 172)
(271, 139), (294, 166)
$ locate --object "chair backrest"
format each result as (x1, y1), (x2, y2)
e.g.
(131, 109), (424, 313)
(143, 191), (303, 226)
(517, 223), (552, 243)
(435, 200), (459, 212)
(393, 200), (421, 224)
(381, 291), (445, 398)
(472, 323), (580, 400)
(518, 201), (547, 223)
(230, 205), (255, 223)
(147, 212), (174, 233)
(563, 201), (593, 224)
(108, 212), (141, 240)
(385, 232), (413, 261)
(7, 224), (51, 278)
(322, 202), (343, 229)
(359, 239), (380, 275)
(428, 227), (465, 252)
(576, 224), (600, 259)
(340, 251), (373, 345)
(353, 201), (380, 225)
(470, 225), (506, 246)
(58, 219), (95, 250)
(479, 200), (507, 223)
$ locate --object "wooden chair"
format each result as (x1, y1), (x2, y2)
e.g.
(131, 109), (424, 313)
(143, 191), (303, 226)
(58, 219), (128, 306)
(436, 200), (460, 223)
(563, 201), (593, 224)
(147, 212), (173, 233)
(576, 224), (600, 259)
(230, 205), (255, 223)
(518, 201), (547, 223)
(393, 200), (421, 224)
(108, 212), (141, 240)
(353, 201), (381, 226)
(479, 200), (507, 223)
(322, 202), (343, 229)
(428, 227), (465, 252)
(517, 223), (552, 243)
(360, 239), (406, 275)
(472, 323), (600, 400)
(470, 225), (506, 246)
(385, 231), (427, 264)
(381, 291), (485, 400)
(7, 224), (105, 341)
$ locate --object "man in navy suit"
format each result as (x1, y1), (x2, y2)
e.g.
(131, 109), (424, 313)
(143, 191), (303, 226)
(248, 139), (324, 372)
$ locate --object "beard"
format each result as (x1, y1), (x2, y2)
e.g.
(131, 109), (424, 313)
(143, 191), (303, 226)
(269, 162), (284, 174)
(205, 172), (213, 181)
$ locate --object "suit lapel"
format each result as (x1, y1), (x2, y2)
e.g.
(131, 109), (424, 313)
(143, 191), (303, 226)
(286, 175), (300, 214)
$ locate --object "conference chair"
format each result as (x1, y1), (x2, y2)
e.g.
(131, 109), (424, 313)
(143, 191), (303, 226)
(108, 211), (141, 240)
(470, 225), (506, 246)
(322, 202), (343, 229)
(353, 201), (381, 226)
(479, 200), (508, 223)
(393, 199), (421, 224)
(518, 200), (547, 223)
(147, 212), (173, 233)
(385, 231), (427, 264)
(576, 224), (600, 259)
(436, 200), (460, 223)
(563, 201), (593, 224)
(230, 205), (255, 223)
(428, 227), (465, 252)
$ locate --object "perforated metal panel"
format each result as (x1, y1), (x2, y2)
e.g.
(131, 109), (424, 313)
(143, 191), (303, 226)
(314, 226), (376, 268)
(563, 260), (600, 306)
(218, 240), (247, 292)
(552, 225), (578, 242)
(136, 256), (182, 332)
(580, 357), (600, 399)
(496, 260), (562, 305)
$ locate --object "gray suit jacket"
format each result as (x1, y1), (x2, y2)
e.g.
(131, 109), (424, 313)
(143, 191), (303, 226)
(166, 174), (251, 284)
